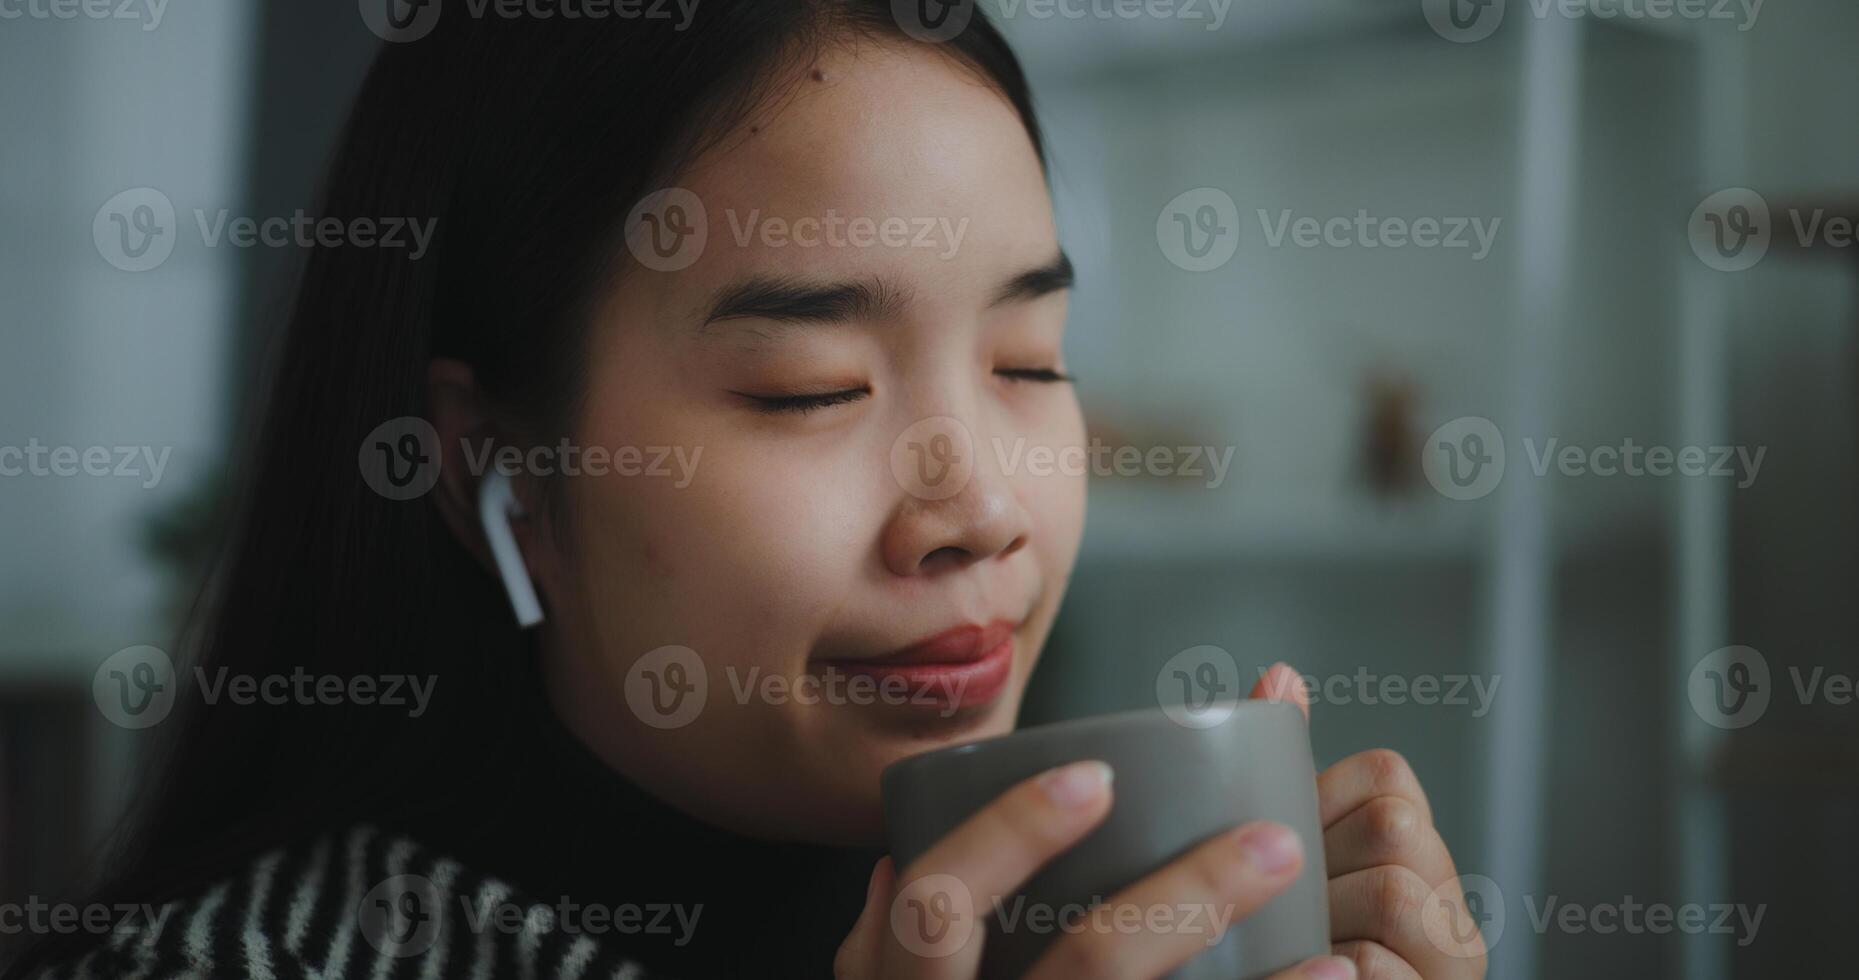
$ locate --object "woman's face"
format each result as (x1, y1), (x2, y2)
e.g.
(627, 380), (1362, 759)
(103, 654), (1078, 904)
(533, 39), (1084, 844)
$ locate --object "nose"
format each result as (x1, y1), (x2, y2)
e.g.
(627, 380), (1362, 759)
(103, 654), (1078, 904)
(881, 424), (1033, 577)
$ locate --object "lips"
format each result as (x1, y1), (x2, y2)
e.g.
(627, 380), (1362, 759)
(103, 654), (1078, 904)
(819, 619), (1018, 710)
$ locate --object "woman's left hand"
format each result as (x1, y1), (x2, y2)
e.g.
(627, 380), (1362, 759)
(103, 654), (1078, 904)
(1251, 664), (1488, 980)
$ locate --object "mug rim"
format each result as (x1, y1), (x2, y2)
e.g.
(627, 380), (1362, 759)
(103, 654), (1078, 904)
(881, 697), (1303, 783)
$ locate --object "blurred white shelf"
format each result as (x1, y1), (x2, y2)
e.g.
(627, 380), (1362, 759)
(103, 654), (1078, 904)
(1081, 485), (1485, 563)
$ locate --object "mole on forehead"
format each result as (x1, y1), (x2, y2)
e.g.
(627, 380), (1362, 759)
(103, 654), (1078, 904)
(741, 64), (836, 137)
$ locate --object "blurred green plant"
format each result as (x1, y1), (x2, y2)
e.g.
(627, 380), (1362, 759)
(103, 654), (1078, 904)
(138, 473), (230, 627)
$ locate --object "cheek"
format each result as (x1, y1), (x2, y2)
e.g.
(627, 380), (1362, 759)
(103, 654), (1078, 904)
(563, 432), (880, 665)
(1003, 394), (1088, 583)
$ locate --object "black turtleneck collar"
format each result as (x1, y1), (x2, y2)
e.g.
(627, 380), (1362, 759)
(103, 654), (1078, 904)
(397, 669), (884, 978)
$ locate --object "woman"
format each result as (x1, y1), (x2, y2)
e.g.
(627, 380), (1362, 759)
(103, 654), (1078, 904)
(14, 1), (1484, 977)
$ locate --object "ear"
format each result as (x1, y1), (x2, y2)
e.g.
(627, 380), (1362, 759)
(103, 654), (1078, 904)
(427, 360), (558, 614)
(428, 359), (498, 569)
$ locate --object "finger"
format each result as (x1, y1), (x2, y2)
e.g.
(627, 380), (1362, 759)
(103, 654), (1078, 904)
(882, 760), (1115, 977)
(833, 858), (895, 980)
(1328, 866), (1483, 978)
(1317, 749), (1433, 828)
(1248, 661), (1311, 722)
(1023, 821), (1304, 980)
(1265, 955), (1359, 980)
(1321, 797), (1457, 885)
(1331, 941), (1423, 980)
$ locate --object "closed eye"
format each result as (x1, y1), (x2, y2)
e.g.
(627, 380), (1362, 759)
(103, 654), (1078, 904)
(736, 387), (870, 415)
(996, 367), (1074, 383)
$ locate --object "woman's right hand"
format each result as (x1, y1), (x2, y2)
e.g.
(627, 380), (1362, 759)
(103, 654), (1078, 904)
(835, 761), (1355, 980)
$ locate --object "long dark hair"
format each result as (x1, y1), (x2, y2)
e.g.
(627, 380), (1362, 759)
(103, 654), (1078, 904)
(8, 1), (1045, 973)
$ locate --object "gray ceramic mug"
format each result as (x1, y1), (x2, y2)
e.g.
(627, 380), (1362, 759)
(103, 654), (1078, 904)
(880, 701), (1330, 979)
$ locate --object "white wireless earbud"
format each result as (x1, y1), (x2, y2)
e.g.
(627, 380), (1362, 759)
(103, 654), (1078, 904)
(478, 469), (545, 628)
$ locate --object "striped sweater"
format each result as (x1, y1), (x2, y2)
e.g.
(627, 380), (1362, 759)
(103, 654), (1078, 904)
(29, 826), (664, 980)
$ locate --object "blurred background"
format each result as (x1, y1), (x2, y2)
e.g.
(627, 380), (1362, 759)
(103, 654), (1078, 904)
(1, 0), (1853, 976)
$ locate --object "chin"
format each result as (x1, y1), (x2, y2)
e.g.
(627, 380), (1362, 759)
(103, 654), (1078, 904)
(781, 688), (1026, 845)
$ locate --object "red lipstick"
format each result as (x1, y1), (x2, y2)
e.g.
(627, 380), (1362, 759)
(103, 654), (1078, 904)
(823, 619), (1016, 710)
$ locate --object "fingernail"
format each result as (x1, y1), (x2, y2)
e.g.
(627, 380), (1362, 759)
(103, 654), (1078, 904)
(1232, 822), (1301, 874)
(1304, 956), (1356, 980)
(1040, 761), (1112, 808)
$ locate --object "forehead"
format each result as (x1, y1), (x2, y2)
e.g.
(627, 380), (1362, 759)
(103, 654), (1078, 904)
(652, 40), (1058, 307)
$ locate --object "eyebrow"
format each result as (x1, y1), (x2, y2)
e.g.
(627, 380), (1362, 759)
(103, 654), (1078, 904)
(699, 250), (1075, 328)
(990, 251), (1074, 308)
